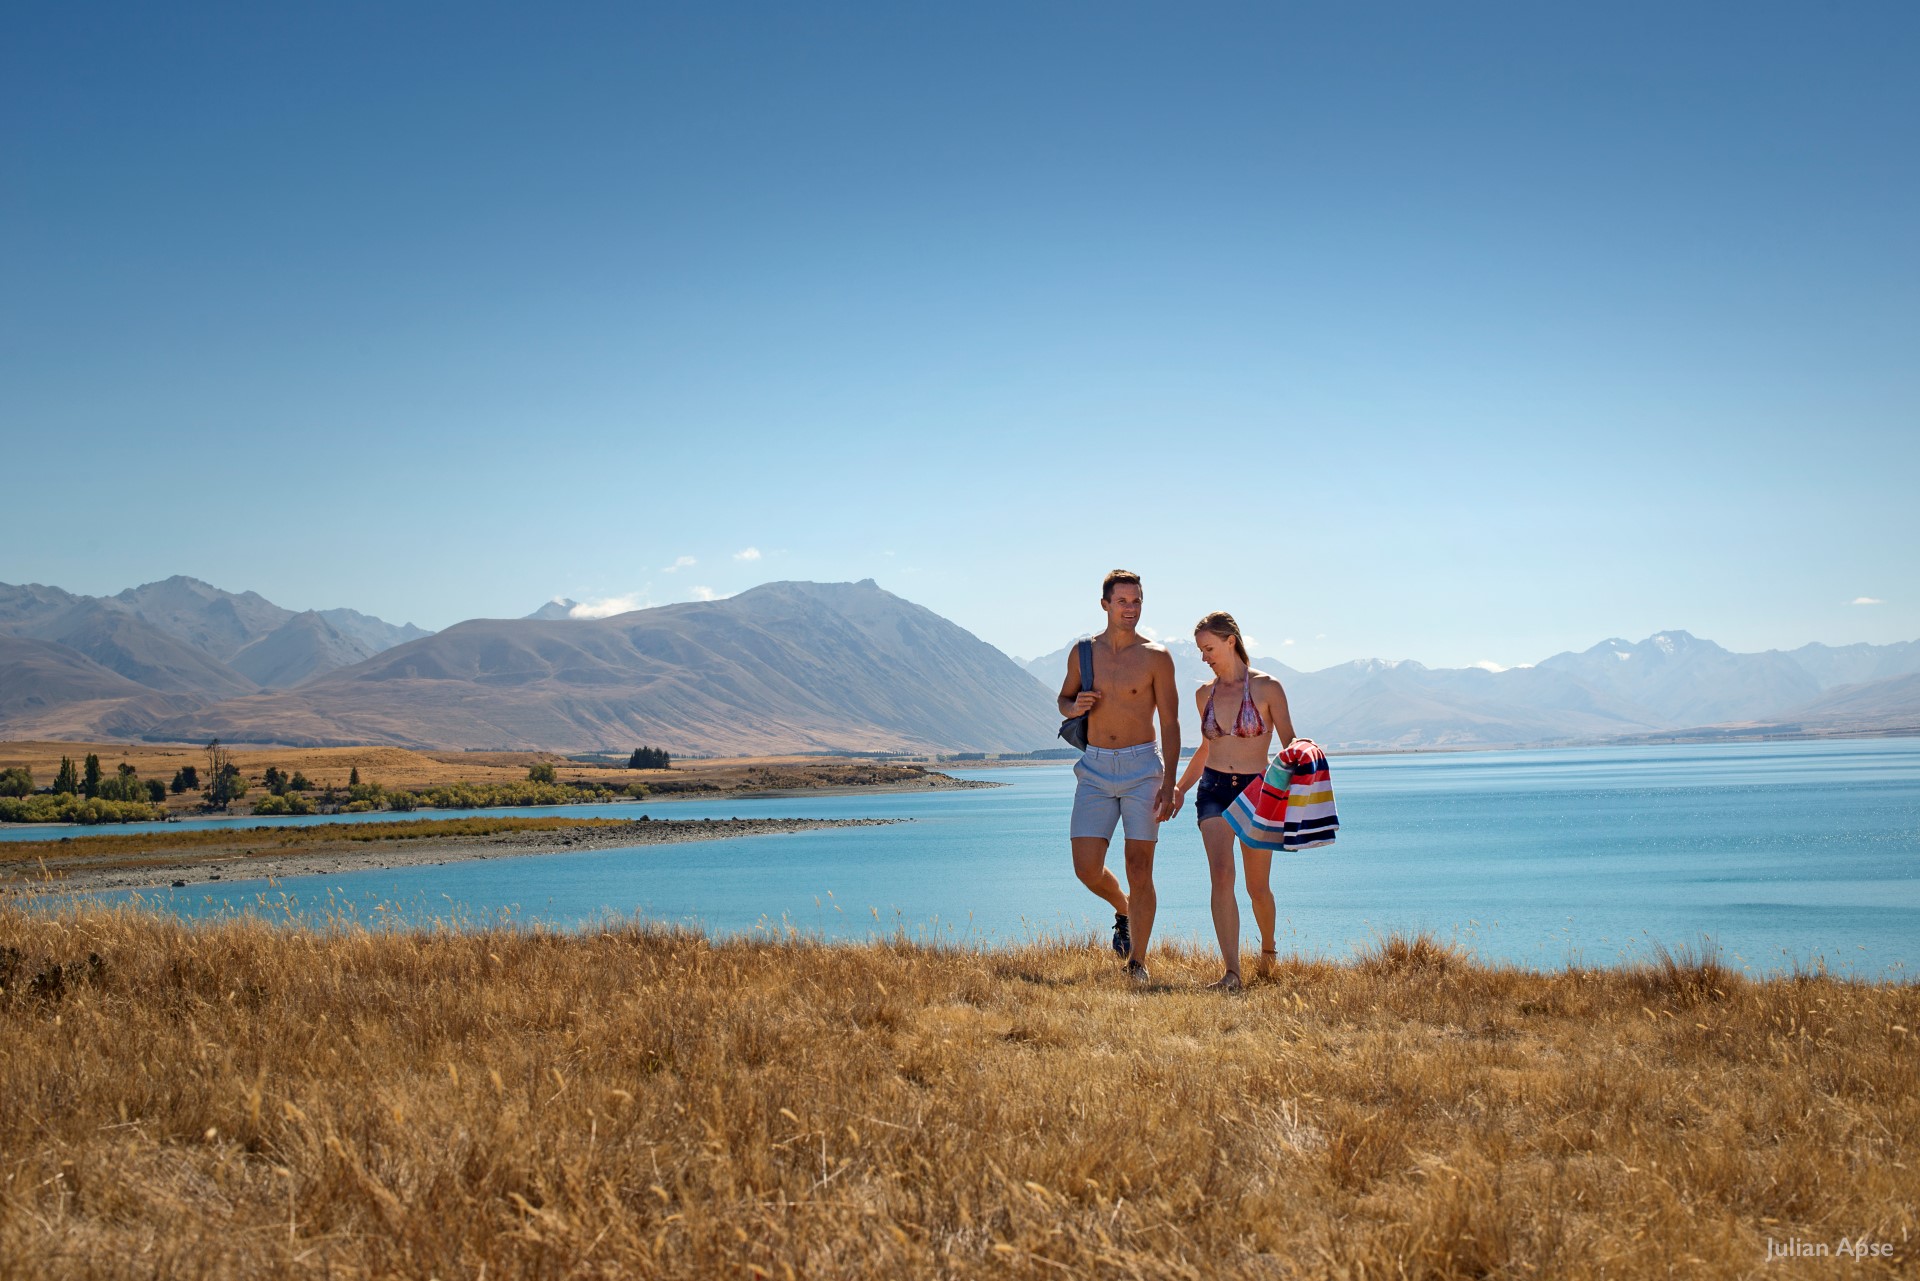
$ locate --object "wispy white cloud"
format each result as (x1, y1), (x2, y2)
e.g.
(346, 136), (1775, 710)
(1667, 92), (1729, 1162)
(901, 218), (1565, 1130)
(568, 592), (650, 619)
(662, 555), (696, 573)
(733, 547), (761, 561)
(1283, 638), (1296, 647)
(1851, 596), (1885, 605)
(690, 586), (723, 602)
(1138, 624), (1160, 639)
(1471, 660), (1507, 673)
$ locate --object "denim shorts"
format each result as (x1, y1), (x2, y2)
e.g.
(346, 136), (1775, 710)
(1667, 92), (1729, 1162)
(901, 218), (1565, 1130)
(1070, 742), (1164, 842)
(1195, 766), (1260, 825)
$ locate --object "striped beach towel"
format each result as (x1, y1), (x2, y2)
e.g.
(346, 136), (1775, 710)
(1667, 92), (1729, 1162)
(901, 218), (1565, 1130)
(1223, 738), (1338, 851)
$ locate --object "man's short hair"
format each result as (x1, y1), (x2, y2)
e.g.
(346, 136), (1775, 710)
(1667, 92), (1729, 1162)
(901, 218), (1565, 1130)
(1102, 569), (1142, 602)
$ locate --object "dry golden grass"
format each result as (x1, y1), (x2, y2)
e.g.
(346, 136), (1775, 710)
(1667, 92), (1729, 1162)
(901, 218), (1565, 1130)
(0, 741), (955, 815)
(2, 908), (1914, 1278)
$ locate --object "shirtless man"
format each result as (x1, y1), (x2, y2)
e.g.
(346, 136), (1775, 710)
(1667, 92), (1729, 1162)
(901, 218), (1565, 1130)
(1058, 569), (1181, 983)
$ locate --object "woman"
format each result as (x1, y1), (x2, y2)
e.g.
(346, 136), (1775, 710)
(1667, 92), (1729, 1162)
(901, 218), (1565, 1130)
(1171, 611), (1295, 991)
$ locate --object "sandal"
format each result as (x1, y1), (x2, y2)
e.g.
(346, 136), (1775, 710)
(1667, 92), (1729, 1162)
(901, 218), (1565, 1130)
(1205, 972), (1243, 993)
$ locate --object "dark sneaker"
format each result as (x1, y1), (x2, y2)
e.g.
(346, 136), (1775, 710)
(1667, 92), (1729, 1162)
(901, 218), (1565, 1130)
(1125, 959), (1151, 985)
(1111, 913), (1131, 957)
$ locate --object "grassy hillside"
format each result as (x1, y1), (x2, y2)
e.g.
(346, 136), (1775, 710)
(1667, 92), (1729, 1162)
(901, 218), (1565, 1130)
(1, 909), (1912, 1277)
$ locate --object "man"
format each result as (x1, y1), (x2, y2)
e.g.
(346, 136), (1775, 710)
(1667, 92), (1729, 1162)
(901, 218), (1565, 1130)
(1058, 569), (1181, 983)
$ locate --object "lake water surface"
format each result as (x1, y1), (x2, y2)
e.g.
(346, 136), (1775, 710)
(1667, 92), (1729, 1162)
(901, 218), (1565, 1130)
(41, 738), (1920, 979)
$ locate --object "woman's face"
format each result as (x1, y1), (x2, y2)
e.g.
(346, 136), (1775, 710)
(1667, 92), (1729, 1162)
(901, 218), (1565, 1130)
(1195, 630), (1238, 673)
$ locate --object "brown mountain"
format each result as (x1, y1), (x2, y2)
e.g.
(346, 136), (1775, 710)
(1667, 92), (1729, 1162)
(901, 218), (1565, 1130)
(0, 634), (197, 740)
(146, 580), (1060, 754)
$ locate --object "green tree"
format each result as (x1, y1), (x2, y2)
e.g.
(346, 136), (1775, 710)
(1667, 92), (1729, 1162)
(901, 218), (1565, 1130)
(170, 765), (199, 794)
(202, 739), (247, 811)
(146, 779), (168, 803)
(349, 767), (361, 787)
(628, 747), (671, 770)
(289, 771), (312, 792)
(53, 757), (79, 795)
(0, 767), (32, 798)
(82, 753), (102, 799)
(263, 766), (290, 796)
(527, 762), (558, 785)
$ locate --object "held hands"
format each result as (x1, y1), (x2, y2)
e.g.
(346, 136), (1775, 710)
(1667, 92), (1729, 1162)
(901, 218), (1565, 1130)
(1156, 781), (1184, 822)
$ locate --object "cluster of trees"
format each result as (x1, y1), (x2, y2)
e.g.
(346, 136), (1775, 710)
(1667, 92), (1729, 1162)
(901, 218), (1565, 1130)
(261, 766), (313, 796)
(628, 747), (671, 770)
(335, 776), (646, 813)
(0, 794), (165, 824)
(0, 757), (170, 823)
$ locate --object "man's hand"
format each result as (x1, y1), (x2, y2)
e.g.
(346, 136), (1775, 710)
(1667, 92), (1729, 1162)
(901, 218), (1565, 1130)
(1155, 781), (1180, 822)
(1065, 690), (1101, 716)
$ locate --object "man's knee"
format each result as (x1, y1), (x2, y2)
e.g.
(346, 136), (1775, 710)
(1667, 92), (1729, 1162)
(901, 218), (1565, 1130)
(1071, 838), (1110, 883)
(1123, 841), (1156, 880)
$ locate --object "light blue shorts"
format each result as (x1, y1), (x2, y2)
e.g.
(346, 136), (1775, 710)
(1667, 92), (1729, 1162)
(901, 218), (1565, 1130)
(1070, 742), (1164, 843)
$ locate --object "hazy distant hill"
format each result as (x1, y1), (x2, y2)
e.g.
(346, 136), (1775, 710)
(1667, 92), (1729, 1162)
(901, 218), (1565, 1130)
(229, 611), (377, 689)
(1770, 671), (1920, 732)
(1533, 632), (1820, 725)
(1027, 630), (1920, 749)
(148, 580), (1061, 755)
(3, 597), (257, 700)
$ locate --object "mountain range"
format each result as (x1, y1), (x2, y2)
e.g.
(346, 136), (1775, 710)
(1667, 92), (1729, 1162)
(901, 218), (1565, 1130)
(3, 573), (1917, 754)
(0, 577), (1057, 755)
(1025, 632), (1920, 749)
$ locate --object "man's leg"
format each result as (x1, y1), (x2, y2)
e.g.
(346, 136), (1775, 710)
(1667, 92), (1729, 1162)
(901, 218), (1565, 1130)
(1122, 839), (1157, 964)
(1071, 837), (1129, 915)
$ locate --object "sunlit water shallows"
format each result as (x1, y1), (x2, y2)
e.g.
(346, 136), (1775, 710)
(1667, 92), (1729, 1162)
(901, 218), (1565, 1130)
(32, 738), (1920, 978)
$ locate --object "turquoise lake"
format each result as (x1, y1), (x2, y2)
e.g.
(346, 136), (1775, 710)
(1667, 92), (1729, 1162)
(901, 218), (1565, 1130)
(22, 738), (1920, 979)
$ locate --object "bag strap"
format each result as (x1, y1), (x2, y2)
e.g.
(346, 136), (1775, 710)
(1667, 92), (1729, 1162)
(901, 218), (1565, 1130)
(1077, 639), (1094, 692)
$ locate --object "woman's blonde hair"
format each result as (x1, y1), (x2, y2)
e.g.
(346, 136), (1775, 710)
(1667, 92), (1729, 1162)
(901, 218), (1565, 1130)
(1194, 611), (1250, 665)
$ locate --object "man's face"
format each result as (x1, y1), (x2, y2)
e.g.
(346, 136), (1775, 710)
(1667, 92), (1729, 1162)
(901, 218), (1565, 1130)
(1103, 583), (1143, 630)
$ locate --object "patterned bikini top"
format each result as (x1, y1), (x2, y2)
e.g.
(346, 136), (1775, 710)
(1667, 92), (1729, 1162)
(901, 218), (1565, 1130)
(1202, 669), (1266, 739)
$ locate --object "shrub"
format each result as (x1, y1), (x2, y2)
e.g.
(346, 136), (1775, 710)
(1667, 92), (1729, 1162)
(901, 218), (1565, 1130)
(169, 765), (198, 794)
(527, 762), (558, 785)
(289, 771), (313, 792)
(0, 767), (31, 798)
(0, 794), (164, 824)
(145, 779), (168, 803)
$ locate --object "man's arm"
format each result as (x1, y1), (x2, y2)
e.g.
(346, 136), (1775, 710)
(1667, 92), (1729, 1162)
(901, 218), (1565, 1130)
(1058, 647), (1099, 718)
(1153, 649), (1181, 818)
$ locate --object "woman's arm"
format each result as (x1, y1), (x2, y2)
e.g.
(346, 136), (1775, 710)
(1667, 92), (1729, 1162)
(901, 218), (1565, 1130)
(1262, 676), (1296, 748)
(1176, 688), (1212, 793)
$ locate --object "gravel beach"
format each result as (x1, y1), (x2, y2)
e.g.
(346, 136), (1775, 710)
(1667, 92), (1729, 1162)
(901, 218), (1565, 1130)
(7, 817), (899, 895)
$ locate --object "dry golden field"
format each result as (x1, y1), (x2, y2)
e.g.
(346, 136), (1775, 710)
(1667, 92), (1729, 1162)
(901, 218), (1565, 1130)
(1, 907), (1914, 1279)
(0, 741), (963, 816)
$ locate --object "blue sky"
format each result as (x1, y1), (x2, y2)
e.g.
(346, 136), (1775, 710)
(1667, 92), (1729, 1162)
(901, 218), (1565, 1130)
(5, 2), (1915, 671)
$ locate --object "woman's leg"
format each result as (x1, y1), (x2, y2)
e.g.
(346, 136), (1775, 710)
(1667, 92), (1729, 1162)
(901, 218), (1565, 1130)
(1241, 841), (1277, 960)
(1200, 816), (1241, 979)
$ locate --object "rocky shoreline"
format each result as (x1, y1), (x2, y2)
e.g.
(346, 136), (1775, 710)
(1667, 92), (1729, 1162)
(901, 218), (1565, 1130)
(10, 817), (900, 895)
